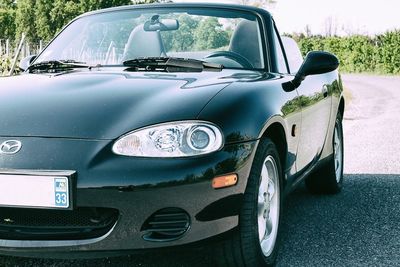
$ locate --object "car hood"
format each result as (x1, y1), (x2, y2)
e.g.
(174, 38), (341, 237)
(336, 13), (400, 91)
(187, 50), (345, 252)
(0, 69), (263, 140)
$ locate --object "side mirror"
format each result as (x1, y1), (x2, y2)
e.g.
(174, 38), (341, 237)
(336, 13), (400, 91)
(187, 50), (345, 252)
(19, 55), (37, 72)
(283, 51), (339, 91)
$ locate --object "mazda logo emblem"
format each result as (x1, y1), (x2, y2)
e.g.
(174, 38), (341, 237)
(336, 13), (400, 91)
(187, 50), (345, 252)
(0, 140), (22, 154)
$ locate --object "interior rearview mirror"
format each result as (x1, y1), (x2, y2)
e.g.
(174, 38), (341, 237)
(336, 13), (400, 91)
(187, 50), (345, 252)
(144, 16), (179, 32)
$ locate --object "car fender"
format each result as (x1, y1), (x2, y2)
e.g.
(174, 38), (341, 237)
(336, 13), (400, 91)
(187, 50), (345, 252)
(196, 73), (302, 179)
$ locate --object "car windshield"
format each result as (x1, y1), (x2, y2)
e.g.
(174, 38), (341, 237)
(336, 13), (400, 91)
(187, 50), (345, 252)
(34, 7), (265, 70)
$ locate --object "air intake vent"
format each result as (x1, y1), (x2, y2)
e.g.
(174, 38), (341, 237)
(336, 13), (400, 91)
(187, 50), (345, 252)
(141, 208), (190, 242)
(0, 207), (118, 240)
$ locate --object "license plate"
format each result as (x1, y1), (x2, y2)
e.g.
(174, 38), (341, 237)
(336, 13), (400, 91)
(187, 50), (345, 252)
(0, 173), (72, 209)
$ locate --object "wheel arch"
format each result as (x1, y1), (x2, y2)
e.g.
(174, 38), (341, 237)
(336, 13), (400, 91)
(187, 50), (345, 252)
(259, 118), (288, 187)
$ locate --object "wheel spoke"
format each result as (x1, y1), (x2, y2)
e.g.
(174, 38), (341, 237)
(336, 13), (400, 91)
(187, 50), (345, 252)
(257, 200), (265, 216)
(265, 217), (273, 236)
(260, 227), (273, 254)
(333, 123), (343, 182)
(267, 179), (275, 201)
(257, 155), (280, 258)
(260, 166), (268, 192)
(258, 215), (266, 240)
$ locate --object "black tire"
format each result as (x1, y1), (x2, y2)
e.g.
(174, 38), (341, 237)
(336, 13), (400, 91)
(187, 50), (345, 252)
(305, 113), (344, 194)
(216, 138), (282, 267)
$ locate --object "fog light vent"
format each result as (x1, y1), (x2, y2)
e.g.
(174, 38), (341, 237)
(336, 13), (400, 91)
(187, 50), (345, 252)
(141, 207), (190, 242)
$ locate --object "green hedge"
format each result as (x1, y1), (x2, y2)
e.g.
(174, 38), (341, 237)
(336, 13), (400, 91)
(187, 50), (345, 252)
(294, 31), (400, 74)
(0, 56), (12, 76)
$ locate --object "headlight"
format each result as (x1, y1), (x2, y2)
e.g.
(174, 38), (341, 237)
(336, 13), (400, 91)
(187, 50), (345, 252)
(112, 121), (224, 157)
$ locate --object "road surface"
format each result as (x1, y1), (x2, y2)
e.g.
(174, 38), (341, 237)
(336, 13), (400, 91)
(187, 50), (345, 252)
(1, 74), (400, 266)
(276, 74), (400, 266)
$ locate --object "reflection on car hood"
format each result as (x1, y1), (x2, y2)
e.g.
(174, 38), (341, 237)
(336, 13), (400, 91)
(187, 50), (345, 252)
(0, 69), (264, 139)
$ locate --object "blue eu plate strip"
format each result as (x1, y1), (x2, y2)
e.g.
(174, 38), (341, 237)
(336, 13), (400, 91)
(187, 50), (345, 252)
(54, 177), (69, 208)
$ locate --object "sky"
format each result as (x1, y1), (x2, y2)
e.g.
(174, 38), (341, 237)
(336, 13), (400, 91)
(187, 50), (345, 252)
(175, 0), (400, 36)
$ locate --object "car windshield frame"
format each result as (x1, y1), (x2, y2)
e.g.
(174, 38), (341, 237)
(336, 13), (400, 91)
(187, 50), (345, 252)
(32, 6), (269, 72)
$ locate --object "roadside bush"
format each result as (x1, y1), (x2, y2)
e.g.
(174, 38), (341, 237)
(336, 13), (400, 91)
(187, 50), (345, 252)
(376, 30), (400, 74)
(0, 56), (12, 76)
(295, 31), (400, 74)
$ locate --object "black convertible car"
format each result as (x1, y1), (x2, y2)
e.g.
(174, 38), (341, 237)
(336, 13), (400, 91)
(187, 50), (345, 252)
(0, 3), (344, 266)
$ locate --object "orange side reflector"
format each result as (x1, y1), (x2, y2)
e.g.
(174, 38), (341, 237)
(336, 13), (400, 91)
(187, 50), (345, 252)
(212, 174), (238, 189)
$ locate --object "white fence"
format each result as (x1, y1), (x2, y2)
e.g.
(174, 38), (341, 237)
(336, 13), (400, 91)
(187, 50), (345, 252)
(0, 38), (44, 58)
(0, 37), (46, 76)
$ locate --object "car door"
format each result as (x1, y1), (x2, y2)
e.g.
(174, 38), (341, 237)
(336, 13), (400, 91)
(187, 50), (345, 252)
(295, 75), (332, 172)
(277, 33), (332, 173)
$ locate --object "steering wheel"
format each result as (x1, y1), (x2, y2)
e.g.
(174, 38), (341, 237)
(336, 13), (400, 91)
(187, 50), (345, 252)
(205, 51), (253, 69)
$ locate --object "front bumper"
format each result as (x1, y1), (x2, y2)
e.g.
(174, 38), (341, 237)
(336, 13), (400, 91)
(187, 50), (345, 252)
(0, 137), (257, 255)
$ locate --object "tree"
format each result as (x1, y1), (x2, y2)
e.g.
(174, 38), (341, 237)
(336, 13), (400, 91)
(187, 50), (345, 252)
(132, 0), (161, 3)
(15, 0), (36, 42)
(324, 16), (338, 37)
(240, 0), (277, 8)
(194, 17), (230, 50)
(35, 0), (54, 41)
(163, 14), (199, 52)
(304, 24), (312, 37)
(12, 0), (162, 44)
(0, 0), (15, 9)
(79, 0), (132, 13)
(50, 0), (81, 34)
(0, 7), (15, 40)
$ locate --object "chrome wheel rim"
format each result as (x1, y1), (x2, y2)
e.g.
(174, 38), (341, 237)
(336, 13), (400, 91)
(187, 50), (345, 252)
(257, 155), (280, 257)
(334, 123), (343, 183)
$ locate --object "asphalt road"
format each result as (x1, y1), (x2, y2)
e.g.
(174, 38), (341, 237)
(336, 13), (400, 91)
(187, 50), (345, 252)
(277, 74), (400, 267)
(1, 74), (400, 266)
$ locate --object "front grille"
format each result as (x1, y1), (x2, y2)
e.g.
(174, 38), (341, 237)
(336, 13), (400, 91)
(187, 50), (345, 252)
(0, 207), (118, 240)
(141, 207), (190, 242)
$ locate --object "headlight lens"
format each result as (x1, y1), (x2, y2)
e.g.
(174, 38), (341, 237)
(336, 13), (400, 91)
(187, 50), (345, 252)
(112, 121), (224, 157)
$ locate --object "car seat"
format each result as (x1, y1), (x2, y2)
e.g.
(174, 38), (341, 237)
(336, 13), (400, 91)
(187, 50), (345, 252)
(122, 24), (166, 61)
(229, 20), (262, 69)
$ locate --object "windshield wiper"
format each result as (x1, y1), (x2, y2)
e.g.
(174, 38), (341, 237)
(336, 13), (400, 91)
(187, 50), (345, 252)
(123, 57), (223, 73)
(27, 60), (99, 73)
